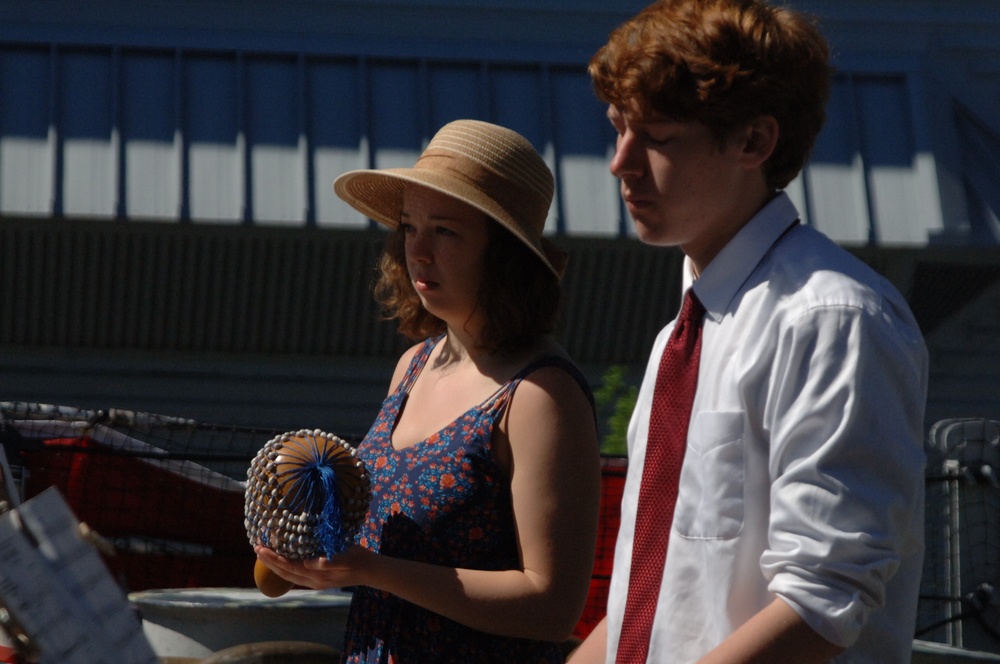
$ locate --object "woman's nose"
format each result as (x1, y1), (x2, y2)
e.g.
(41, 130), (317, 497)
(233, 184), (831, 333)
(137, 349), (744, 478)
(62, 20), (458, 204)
(406, 229), (432, 263)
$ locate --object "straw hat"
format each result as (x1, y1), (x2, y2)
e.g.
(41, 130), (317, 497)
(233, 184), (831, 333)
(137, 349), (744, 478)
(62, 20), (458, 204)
(333, 119), (566, 278)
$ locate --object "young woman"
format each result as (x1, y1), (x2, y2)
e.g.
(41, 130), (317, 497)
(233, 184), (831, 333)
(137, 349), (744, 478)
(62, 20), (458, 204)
(255, 119), (602, 663)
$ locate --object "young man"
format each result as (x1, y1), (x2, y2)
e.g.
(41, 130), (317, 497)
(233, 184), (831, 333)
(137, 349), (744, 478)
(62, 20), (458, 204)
(570, 1), (928, 663)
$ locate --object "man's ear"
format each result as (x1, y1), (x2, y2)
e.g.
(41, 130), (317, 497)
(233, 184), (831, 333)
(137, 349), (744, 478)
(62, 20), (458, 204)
(739, 115), (779, 169)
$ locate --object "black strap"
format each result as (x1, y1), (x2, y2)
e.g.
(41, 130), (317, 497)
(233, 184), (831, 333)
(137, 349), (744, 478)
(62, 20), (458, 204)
(510, 355), (598, 432)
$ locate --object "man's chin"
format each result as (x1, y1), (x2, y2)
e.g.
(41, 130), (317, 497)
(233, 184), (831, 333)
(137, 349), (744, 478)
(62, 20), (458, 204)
(631, 219), (677, 247)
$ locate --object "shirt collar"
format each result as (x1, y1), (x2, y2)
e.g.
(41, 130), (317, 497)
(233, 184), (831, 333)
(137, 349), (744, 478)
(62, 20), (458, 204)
(687, 191), (800, 322)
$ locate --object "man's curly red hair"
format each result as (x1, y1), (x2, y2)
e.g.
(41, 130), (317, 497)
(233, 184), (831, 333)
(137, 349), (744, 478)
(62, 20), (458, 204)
(589, 0), (831, 190)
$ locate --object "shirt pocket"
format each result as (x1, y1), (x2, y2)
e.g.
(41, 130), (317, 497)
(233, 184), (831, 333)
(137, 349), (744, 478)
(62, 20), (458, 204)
(674, 410), (745, 540)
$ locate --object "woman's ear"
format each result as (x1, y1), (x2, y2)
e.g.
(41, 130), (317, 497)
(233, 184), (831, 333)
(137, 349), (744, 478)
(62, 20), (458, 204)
(739, 115), (779, 169)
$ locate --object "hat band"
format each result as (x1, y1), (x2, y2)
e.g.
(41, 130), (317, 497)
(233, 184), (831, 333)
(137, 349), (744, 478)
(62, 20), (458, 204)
(413, 151), (549, 240)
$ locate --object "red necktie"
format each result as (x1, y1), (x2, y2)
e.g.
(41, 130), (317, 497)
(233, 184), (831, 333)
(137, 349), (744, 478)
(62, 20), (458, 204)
(616, 289), (705, 663)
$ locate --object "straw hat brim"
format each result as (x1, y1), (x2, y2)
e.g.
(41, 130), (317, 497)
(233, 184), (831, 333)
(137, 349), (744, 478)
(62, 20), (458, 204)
(334, 168), (562, 278)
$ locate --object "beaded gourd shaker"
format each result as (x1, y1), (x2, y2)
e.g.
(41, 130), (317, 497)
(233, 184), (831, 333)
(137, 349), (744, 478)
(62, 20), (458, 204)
(245, 429), (370, 596)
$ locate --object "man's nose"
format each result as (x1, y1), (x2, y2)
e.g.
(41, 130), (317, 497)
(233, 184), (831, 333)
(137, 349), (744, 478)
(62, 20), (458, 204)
(609, 132), (642, 179)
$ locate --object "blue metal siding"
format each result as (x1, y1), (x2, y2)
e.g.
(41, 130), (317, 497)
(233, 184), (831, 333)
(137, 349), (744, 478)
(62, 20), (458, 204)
(123, 51), (179, 220)
(59, 48), (116, 218)
(0, 46), (53, 215)
(0, 45), (619, 233)
(185, 52), (242, 223)
(307, 58), (367, 226)
(0, 1), (997, 244)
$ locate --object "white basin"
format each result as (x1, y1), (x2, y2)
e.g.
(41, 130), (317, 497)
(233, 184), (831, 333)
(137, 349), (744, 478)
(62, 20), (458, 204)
(129, 587), (352, 659)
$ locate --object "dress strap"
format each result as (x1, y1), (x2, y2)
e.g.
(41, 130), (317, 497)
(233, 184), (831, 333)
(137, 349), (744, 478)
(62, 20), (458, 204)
(483, 356), (596, 423)
(394, 336), (440, 395)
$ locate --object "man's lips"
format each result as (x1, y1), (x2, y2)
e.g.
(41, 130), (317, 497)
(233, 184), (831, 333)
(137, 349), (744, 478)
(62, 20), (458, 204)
(624, 195), (652, 212)
(622, 184), (652, 210)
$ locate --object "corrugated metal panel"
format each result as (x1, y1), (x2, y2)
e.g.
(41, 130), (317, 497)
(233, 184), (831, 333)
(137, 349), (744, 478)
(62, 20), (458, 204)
(0, 350), (393, 435)
(916, 259), (1000, 425)
(0, 218), (403, 358)
(0, 218), (682, 365)
(9, 217), (1000, 366)
(3, 216), (1000, 432)
(558, 236), (685, 364)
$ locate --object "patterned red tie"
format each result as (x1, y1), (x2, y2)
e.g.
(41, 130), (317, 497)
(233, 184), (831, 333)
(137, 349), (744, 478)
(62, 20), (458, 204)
(616, 289), (705, 663)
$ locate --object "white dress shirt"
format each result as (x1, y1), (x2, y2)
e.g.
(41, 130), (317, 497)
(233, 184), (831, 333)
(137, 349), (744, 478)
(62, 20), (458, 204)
(606, 193), (929, 663)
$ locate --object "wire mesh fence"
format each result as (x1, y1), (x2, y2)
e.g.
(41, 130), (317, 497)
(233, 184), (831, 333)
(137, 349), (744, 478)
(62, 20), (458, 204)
(0, 401), (301, 591)
(918, 418), (1000, 653)
(2, 402), (998, 653)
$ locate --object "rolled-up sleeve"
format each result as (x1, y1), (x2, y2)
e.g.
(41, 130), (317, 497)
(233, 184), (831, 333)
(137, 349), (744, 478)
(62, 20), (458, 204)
(760, 297), (928, 647)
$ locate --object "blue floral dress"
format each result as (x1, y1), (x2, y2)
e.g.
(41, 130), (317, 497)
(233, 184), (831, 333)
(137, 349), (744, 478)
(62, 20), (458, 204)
(341, 337), (592, 663)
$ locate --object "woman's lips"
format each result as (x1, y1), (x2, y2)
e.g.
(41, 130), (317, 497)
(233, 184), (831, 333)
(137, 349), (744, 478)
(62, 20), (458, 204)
(413, 277), (437, 292)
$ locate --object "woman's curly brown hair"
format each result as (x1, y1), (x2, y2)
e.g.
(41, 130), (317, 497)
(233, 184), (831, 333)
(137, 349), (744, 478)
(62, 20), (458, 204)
(373, 220), (562, 354)
(589, 0), (831, 190)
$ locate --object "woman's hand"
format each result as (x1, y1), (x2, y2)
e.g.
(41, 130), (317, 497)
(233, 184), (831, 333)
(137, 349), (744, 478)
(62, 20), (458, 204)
(254, 544), (374, 591)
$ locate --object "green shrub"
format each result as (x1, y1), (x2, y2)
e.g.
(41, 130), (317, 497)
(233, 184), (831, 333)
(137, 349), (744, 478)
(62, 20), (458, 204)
(594, 365), (638, 457)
